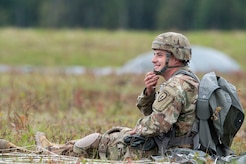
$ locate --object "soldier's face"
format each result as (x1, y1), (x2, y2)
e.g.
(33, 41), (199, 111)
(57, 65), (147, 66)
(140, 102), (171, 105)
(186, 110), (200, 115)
(152, 50), (168, 72)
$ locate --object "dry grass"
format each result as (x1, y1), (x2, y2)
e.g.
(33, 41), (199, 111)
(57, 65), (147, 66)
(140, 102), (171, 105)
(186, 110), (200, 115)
(0, 71), (246, 157)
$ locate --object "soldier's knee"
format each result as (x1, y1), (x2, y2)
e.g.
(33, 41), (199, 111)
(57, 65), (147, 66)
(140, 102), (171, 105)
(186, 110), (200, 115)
(73, 133), (101, 154)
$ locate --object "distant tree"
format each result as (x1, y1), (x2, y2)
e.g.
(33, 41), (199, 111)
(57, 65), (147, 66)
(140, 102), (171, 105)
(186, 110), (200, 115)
(0, 0), (40, 27)
(195, 0), (246, 30)
(0, 0), (245, 30)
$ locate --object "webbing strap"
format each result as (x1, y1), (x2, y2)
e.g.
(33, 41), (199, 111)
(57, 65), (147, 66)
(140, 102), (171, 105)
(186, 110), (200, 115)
(168, 135), (194, 148)
(173, 69), (200, 82)
(98, 135), (110, 160)
(98, 127), (124, 159)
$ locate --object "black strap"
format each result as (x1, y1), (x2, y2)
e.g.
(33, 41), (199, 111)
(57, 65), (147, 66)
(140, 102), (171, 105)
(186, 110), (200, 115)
(153, 133), (170, 156)
(123, 134), (156, 151)
(168, 135), (194, 147)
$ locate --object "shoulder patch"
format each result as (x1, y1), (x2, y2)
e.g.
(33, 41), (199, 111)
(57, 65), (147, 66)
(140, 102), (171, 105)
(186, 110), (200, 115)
(158, 92), (167, 102)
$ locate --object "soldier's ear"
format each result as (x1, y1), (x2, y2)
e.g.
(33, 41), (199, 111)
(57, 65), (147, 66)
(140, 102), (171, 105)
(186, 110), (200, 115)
(171, 55), (180, 64)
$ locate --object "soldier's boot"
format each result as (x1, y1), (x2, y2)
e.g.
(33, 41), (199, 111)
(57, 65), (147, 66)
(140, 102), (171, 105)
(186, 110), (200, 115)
(0, 139), (36, 153)
(35, 132), (73, 155)
(73, 133), (102, 158)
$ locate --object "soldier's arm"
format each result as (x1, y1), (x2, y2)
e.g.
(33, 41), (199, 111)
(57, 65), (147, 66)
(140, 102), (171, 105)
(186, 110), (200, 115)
(136, 88), (155, 116)
(136, 72), (159, 116)
(135, 79), (185, 136)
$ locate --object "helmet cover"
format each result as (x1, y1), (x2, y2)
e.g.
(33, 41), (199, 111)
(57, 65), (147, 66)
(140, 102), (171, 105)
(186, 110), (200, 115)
(151, 32), (192, 61)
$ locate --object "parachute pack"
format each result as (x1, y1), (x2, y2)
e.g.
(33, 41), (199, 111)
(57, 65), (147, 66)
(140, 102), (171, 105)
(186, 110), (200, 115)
(176, 70), (245, 157)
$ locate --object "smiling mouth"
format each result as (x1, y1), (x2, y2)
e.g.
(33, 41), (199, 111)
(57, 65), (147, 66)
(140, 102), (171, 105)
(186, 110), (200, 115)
(154, 65), (160, 70)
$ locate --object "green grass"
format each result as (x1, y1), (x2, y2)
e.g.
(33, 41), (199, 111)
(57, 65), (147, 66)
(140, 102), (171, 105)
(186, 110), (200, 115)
(0, 28), (155, 67)
(187, 30), (246, 69)
(0, 28), (246, 70)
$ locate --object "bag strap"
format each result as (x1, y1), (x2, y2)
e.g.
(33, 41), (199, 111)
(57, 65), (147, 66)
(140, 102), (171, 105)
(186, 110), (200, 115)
(98, 127), (124, 159)
(173, 69), (200, 82)
(172, 69), (201, 150)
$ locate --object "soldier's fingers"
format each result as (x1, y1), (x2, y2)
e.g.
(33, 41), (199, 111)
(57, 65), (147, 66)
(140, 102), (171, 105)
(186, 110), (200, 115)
(145, 72), (154, 76)
(145, 74), (158, 82)
(145, 80), (157, 89)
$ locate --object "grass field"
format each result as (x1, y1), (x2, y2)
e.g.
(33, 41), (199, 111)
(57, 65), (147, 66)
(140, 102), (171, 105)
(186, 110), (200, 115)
(0, 28), (246, 70)
(0, 28), (246, 161)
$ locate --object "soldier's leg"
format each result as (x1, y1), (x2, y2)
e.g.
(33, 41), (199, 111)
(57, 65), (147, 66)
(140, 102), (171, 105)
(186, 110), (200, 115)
(35, 132), (75, 155)
(73, 132), (102, 158)
(0, 139), (18, 152)
(0, 139), (36, 153)
(35, 132), (102, 158)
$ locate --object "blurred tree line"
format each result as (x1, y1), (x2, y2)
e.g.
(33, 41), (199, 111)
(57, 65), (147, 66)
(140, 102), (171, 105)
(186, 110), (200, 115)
(0, 0), (245, 30)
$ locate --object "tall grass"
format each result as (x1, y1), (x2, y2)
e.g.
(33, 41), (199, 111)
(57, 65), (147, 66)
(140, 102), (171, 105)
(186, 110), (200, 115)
(0, 72), (145, 145)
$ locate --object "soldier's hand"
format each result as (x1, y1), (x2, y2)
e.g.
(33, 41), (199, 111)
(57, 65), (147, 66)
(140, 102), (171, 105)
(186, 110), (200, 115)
(129, 127), (137, 135)
(144, 72), (159, 96)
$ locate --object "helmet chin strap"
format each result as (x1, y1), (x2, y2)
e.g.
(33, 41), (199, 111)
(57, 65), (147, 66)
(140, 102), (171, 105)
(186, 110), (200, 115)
(153, 52), (186, 75)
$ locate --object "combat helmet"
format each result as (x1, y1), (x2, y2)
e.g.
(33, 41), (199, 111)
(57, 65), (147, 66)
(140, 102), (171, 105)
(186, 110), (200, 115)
(151, 32), (191, 62)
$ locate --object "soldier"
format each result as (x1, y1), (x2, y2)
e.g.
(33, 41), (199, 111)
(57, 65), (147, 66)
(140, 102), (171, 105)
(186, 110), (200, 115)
(0, 32), (199, 161)
(130, 32), (199, 155)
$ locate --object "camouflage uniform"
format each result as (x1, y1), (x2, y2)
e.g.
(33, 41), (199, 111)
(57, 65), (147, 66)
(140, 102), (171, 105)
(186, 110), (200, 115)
(96, 126), (158, 160)
(77, 70), (199, 160)
(28, 126), (157, 160)
(136, 68), (199, 141)
(131, 32), (199, 150)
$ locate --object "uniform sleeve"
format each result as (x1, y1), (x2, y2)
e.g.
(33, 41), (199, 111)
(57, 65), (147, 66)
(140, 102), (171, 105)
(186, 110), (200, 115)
(135, 78), (185, 136)
(136, 88), (155, 116)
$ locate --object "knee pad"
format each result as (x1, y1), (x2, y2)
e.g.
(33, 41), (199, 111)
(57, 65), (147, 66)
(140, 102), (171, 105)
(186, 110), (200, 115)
(73, 133), (101, 154)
